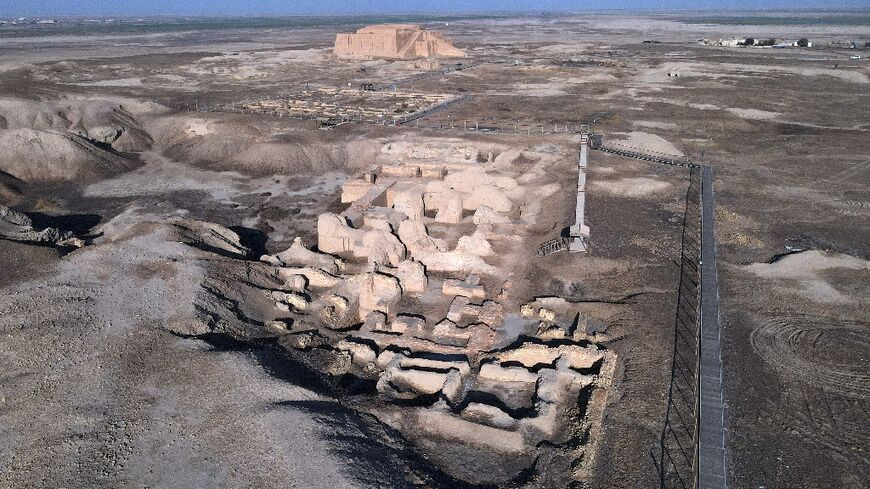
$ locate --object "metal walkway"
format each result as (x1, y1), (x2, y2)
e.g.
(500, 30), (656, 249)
(537, 237), (569, 256)
(698, 167), (727, 489)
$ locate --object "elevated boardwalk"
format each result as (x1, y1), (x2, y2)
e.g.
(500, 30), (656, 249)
(698, 166), (726, 489)
(591, 143), (700, 169)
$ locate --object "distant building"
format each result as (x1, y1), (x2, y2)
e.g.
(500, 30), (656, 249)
(334, 24), (466, 60)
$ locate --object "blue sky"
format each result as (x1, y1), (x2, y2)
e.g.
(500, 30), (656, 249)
(2, 0), (869, 16)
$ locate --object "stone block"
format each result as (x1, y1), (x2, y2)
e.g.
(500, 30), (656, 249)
(396, 260), (427, 296)
(443, 278), (486, 300)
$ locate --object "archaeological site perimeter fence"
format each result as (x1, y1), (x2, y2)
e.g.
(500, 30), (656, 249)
(403, 117), (587, 135)
(658, 168), (702, 489)
(371, 59), (492, 91)
(393, 94), (473, 125)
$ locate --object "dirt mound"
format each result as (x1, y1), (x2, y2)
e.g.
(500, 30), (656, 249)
(0, 216), (469, 488)
(0, 204), (80, 246)
(148, 114), (374, 176)
(0, 97), (155, 152)
(742, 250), (870, 303)
(0, 129), (140, 183)
(0, 170), (25, 204)
(0, 97), (160, 183)
(74, 214), (284, 337)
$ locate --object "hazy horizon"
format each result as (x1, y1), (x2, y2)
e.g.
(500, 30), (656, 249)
(3, 1), (869, 17)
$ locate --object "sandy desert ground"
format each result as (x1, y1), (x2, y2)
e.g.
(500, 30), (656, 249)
(0, 10), (868, 489)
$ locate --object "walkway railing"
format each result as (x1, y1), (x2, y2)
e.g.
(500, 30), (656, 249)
(658, 167), (702, 489)
(592, 143), (700, 169)
(394, 95), (472, 125)
(537, 236), (569, 256)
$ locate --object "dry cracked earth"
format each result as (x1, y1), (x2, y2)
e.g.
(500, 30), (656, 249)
(1, 11), (868, 489)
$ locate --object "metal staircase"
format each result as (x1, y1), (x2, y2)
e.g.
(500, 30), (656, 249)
(537, 237), (570, 256)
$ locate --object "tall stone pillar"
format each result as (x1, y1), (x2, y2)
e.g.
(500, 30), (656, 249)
(569, 133), (591, 252)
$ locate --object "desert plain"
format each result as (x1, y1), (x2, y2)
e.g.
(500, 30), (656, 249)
(0, 10), (868, 489)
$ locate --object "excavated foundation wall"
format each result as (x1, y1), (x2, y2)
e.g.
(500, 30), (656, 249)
(240, 142), (616, 484)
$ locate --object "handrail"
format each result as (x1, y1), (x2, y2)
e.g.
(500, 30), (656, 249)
(693, 175), (703, 488)
(656, 166), (702, 489)
(591, 144), (700, 169)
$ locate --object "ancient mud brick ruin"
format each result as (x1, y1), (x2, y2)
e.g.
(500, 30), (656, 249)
(233, 85), (462, 125)
(334, 24), (466, 59)
(256, 144), (615, 470)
